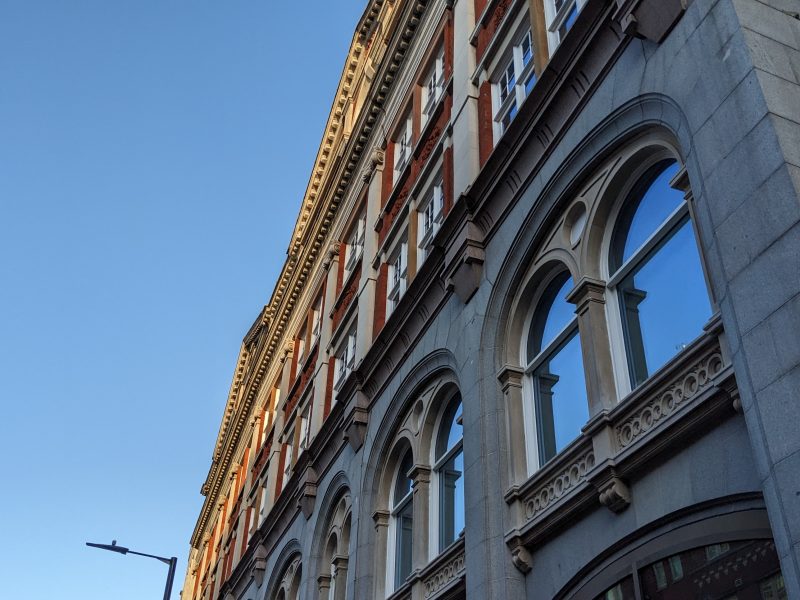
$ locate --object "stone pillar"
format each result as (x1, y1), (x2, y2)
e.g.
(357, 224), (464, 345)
(410, 465), (432, 576)
(317, 574), (332, 599)
(566, 277), (619, 415)
(311, 243), (342, 434)
(528, 0), (551, 75)
(372, 510), (391, 599)
(356, 147), (385, 360)
(451, 0), (480, 200)
(331, 555), (349, 600)
(498, 366), (529, 483)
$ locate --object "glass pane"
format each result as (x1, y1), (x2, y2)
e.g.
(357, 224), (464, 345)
(619, 217), (711, 387)
(395, 501), (414, 587)
(612, 161), (683, 270)
(594, 577), (635, 600)
(394, 450), (414, 506)
(527, 272), (575, 361)
(439, 448), (464, 550)
(436, 398), (463, 459)
(639, 539), (785, 599)
(534, 330), (588, 463)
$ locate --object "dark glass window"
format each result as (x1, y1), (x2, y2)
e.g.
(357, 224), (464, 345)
(393, 449), (414, 588)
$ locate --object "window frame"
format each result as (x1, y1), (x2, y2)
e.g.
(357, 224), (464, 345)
(430, 395), (464, 555)
(491, 27), (536, 141)
(416, 171), (444, 266)
(386, 233), (409, 318)
(387, 448), (415, 593)
(393, 110), (414, 184)
(420, 43), (445, 129)
(343, 211), (367, 278)
(333, 320), (357, 395)
(543, 0), (587, 52)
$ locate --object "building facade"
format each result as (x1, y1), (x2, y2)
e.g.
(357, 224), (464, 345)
(181, 1), (800, 599)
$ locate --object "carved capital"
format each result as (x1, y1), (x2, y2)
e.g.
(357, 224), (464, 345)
(317, 574), (332, 592)
(497, 365), (525, 393)
(323, 242), (342, 270)
(372, 509), (390, 528)
(361, 147), (386, 182)
(566, 277), (607, 312)
(597, 476), (631, 513)
(409, 464), (432, 486)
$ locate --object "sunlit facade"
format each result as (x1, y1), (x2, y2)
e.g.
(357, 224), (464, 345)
(181, 1), (800, 599)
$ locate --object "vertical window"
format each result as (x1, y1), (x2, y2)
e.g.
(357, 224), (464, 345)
(493, 29), (536, 139)
(282, 435), (294, 486)
(526, 271), (588, 465)
(544, 0), (586, 51)
(296, 325), (307, 366)
(387, 236), (408, 317)
(392, 449), (414, 589)
(421, 45), (445, 128)
(393, 111), (413, 183)
(311, 295), (322, 346)
(608, 161), (711, 391)
(344, 212), (366, 278)
(417, 174), (444, 265)
(434, 396), (464, 551)
(334, 323), (357, 394)
(298, 405), (311, 451)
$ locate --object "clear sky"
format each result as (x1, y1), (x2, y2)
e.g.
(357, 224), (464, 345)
(0, 2), (366, 598)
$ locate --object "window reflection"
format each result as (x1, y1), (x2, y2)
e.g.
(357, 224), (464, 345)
(610, 161), (711, 389)
(527, 272), (588, 464)
(392, 449), (414, 588)
(436, 398), (464, 550)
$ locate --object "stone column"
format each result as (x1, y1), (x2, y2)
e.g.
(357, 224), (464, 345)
(311, 243), (342, 434)
(451, 0), (480, 200)
(498, 366), (529, 484)
(410, 464), (432, 594)
(331, 555), (349, 600)
(356, 148), (385, 361)
(372, 510), (391, 599)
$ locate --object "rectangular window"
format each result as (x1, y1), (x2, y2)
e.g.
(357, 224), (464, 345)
(387, 237), (408, 317)
(421, 45), (445, 127)
(393, 112), (413, 183)
(282, 438), (294, 485)
(417, 173), (444, 265)
(296, 329), (306, 366)
(298, 405), (311, 451)
(545, 0), (586, 52)
(343, 212), (366, 277)
(493, 29), (536, 140)
(334, 323), (357, 393)
(310, 295), (322, 346)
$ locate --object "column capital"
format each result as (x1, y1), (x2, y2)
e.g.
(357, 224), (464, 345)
(323, 242), (342, 270)
(566, 277), (607, 311)
(497, 364), (525, 391)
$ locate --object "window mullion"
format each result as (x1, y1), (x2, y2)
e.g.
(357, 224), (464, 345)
(525, 317), (579, 374)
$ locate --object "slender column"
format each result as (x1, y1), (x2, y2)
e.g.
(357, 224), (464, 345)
(356, 148), (384, 362)
(410, 464), (432, 576)
(498, 366), (529, 484)
(528, 0), (551, 75)
(372, 510), (391, 600)
(331, 555), (349, 600)
(311, 243), (341, 434)
(451, 0), (480, 200)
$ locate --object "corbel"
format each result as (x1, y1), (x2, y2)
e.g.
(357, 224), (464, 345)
(322, 242), (342, 271)
(612, 0), (691, 43)
(507, 535), (533, 574)
(442, 199), (485, 303)
(297, 465), (319, 520)
(592, 467), (631, 513)
(343, 388), (370, 452)
(253, 544), (268, 587)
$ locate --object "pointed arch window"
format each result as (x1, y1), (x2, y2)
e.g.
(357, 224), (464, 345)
(525, 271), (588, 465)
(434, 396), (464, 550)
(608, 160), (712, 390)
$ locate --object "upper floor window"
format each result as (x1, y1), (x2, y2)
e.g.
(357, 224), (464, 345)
(334, 322), (357, 394)
(544, 0), (586, 51)
(298, 404), (311, 452)
(344, 212), (366, 278)
(282, 434), (294, 487)
(391, 449), (414, 590)
(271, 556), (301, 600)
(417, 173), (444, 265)
(434, 396), (464, 551)
(296, 324), (307, 366)
(525, 271), (588, 466)
(493, 28), (536, 139)
(387, 235), (408, 318)
(421, 45), (445, 128)
(310, 295), (322, 347)
(393, 111), (413, 184)
(607, 161), (711, 391)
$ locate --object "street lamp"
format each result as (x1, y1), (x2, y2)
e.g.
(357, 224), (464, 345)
(86, 540), (178, 600)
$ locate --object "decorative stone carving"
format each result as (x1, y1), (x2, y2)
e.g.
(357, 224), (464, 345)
(343, 390), (370, 452)
(523, 449), (595, 521)
(298, 466), (318, 520)
(444, 217), (485, 303)
(509, 538), (533, 574)
(616, 351), (724, 448)
(613, 0), (690, 43)
(423, 551), (465, 597)
(323, 242), (341, 270)
(597, 476), (631, 513)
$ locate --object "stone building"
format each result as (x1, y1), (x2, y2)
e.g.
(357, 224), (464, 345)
(180, 0), (800, 599)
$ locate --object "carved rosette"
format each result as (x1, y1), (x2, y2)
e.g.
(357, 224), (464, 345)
(423, 552), (465, 598)
(616, 351), (724, 448)
(523, 450), (595, 521)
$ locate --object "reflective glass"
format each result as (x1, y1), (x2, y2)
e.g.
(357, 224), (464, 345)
(594, 577), (635, 600)
(534, 331), (588, 462)
(394, 450), (414, 505)
(395, 500), (413, 587)
(436, 399), (463, 459)
(439, 449), (464, 549)
(618, 217), (711, 387)
(527, 273), (575, 361)
(639, 540), (785, 599)
(612, 161), (683, 270)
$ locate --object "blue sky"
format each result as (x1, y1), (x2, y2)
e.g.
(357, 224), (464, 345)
(0, 2), (365, 598)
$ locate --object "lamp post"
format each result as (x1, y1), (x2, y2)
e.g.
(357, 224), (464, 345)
(86, 540), (178, 600)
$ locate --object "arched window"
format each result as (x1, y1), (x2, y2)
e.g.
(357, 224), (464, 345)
(608, 160), (711, 390)
(434, 395), (464, 550)
(391, 448), (414, 589)
(319, 493), (351, 600)
(525, 271), (588, 465)
(272, 556), (301, 600)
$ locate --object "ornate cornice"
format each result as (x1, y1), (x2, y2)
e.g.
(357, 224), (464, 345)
(191, 0), (431, 550)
